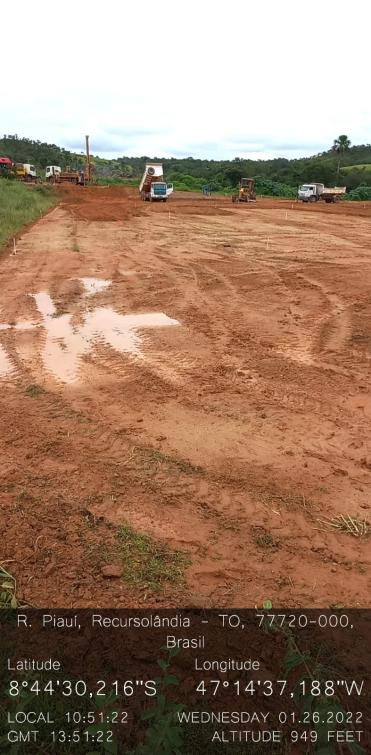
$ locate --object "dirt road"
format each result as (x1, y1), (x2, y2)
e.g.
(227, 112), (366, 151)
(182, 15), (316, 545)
(1, 187), (370, 608)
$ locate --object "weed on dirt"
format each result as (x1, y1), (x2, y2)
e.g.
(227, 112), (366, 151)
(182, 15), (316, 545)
(263, 490), (315, 511)
(117, 525), (190, 590)
(15, 488), (36, 506)
(25, 383), (44, 398)
(252, 526), (280, 549)
(80, 508), (98, 529)
(51, 308), (67, 318)
(318, 514), (369, 537)
(16, 488), (32, 502)
(0, 564), (17, 608)
(135, 446), (204, 477)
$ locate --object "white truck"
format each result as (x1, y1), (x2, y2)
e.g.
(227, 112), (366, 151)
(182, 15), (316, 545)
(298, 183), (346, 204)
(139, 163), (173, 202)
(45, 165), (87, 185)
(45, 166), (62, 181)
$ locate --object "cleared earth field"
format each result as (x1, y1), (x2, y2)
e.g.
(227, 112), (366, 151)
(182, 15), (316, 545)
(1, 186), (371, 608)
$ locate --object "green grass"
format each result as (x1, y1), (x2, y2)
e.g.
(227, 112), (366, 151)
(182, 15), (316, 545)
(92, 176), (139, 186)
(0, 179), (56, 249)
(342, 163), (371, 172)
(117, 525), (190, 590)
(0, 564), (17, 608)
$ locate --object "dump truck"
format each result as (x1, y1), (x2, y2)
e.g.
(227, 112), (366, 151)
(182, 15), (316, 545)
(139, 163), (173, 202)
(14, 163), (37, 182)
(298, 183), (346, 204)
(232, 178), (256, 203)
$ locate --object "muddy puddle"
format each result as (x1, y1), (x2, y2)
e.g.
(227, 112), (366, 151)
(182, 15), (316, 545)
(0, 287), (180, 384)
(79, 277), (112, 296)
(38, 297), (179, 383)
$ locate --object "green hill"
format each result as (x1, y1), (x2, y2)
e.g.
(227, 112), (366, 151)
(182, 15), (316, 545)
(342, 164), (371, 172)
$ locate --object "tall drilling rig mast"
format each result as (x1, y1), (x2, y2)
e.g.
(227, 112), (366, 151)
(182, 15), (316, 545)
(85, 135), (91, 182)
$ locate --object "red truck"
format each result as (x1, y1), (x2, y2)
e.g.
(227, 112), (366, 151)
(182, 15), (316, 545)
(0, 156), (13, 172)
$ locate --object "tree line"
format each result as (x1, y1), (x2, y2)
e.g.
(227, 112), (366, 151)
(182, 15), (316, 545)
(1, 134), (371, 195)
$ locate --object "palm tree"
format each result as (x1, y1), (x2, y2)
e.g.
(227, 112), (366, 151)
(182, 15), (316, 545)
(333, 135), (351, 181)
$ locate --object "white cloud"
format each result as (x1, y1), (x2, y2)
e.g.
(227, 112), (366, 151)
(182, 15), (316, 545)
(1, 0), (370, 160)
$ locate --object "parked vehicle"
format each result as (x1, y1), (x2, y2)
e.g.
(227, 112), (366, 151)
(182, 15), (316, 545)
(0, 156), (13, 170)
(298, 183), (346, 204)
(139, 163), (173, 202)
(45, 165), (87, 185)
(46, 137), (91, 186)
(14, 163), (37, 182)
(232, 178), (256, 203)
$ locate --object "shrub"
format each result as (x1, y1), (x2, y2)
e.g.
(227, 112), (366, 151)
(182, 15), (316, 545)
(254, 178), (296, 198)
(346, 185), (371, 201)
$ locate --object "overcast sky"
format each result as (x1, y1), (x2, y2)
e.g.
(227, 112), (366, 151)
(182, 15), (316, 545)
(2, 0), (370, 161)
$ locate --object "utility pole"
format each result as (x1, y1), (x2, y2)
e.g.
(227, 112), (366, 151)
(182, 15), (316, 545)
(85, 135), (91, 182)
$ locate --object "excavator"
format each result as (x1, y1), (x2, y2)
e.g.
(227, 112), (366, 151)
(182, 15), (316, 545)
(232, 178), (256, 203)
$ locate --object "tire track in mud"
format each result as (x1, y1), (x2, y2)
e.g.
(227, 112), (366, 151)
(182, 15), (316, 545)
(297, 275), (354, 375)
(275, 271), (353, 370)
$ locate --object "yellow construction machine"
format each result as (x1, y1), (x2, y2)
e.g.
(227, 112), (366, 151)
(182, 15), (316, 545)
(232, 178), (256, 203)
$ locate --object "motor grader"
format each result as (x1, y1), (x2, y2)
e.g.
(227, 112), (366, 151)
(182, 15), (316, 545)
(232, 178), (256, 203)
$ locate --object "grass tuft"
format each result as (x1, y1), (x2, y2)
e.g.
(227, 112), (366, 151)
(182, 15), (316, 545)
(252, 526), (280, 549)
(317, 514), (369, 537)
(51, 307), (67, 318)
(25, 383), (44, 398)
(0, 564), (17, 608)
(117, 525), (190, 590)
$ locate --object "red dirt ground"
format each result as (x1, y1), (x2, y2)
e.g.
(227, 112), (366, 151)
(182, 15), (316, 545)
(1, 186), (370, 608)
